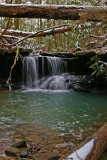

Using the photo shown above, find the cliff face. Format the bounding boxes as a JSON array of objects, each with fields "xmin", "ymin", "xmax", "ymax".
[{"xmin": 0, "ymin": 48, "xmax": 31, "ymax": 89}]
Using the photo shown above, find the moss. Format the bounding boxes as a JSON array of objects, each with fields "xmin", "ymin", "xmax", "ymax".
[
  {"xmin": 73, "ymin": 50, "xmax": 96, "ymax": 57},
  {"xmin": 0, "ymin": 47, "xmax": 32, "ymax": 56}
]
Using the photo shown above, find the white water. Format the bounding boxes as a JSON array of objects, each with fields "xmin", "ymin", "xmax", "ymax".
[
  {"xmin": 23, "ymin": 56, "xmax": 39, "ymax": 88},
  {"xmin": 23, "ymin": 56, "xmax": 68, "ymax": 90},
  {"xmin": 47, "ymin": 56, "xmax": 67, "ymax": 75}
]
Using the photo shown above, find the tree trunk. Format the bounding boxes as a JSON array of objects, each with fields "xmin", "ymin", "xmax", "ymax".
[
  {"xmin": 0, "ymin": 4, "xmax": 106, "ymax": 21},
  {"xmin": 1, "ymin": 25, "xmax": 72, "ymax": 37},
  {"xmin": 65, "ymin": 122, "xmax": 107, "ymax": 160},
  {"xmin": 13, "ymin": 0, "xmax": 21, "ymax": 30}
]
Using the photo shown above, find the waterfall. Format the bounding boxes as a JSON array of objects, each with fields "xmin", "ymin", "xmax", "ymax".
[
  {"xmin": 22, "ymin": 55, "xmax": 68, "ymax": 90},
  {"xmin": 40, "ymin": 75, "xmax": 67, "ymax": 90},
  {"xmin": 23, "ymin": 56, "xmax": 39, "ymax": 88},
  {"xmin": 47, "ymin": 57, "xmax": 67, "ymax": 76}
]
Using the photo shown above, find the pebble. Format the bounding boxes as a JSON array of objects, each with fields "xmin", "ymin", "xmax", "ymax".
[{"xmin": 20, "ymin": 151, "xmax": 28, "ymax": 158}]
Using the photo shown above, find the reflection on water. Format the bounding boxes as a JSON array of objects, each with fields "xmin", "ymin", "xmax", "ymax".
[{"xmin": 0, "ymin": 90, "xmax": 107, "ymax": 156}]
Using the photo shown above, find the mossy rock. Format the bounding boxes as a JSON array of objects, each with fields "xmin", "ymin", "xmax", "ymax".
[
  {"xmin": 5, "ymin": 147, "xmax": 25, "ymax": 157},
  {"xmin": 12, "ymin": 140, "xmax": 27, "ymax": 148},
  {"xmin": 73, "ymin": 50, "xmax": 96, "ymax": 57}
]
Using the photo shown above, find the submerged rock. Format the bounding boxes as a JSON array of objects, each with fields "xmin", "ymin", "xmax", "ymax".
[
  {"xmin": 55, "ymin": 142, "xmax": 74, "ymax": 148},
  {"xmin": 20, "ymin": 151, "xmax": 28, "ymax": 158},
  {"xmin": 5, "ymin": 147, "xmax": 25, "ymax": 157},
  {"xmin": 25, "ymin": 135, "xmax": 43, "ymax": 143},
  {"xmin": 12, "ymin": 140, "xmax": 27, "ymax": 148},
  {"xmin": 33, "ymin": 152, "xmax": 60, "ymax": 160},
  {"xmin": 0, "ymin": 156, "xmax": 17, "ymax": 160}
]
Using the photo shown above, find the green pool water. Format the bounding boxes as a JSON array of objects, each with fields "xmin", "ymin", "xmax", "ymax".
[
  {"xmin": 0, "ymin": 90, "xmax": 107, "ymax": 157},
  {"xmin": 0, "ymin": 90, "xmax": 107, "ymax": 132}
]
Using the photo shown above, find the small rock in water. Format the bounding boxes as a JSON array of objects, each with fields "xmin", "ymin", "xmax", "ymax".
[
  {"xmin": 20, "ymin": 151, "xmax": 28, "ymax": 158},
  {"xmin": 5, "ymin": 147, "xmax": 22, "ymax": 156},
  {"xmin": 12, "ymin": 140, "xmax": 27, "ymax": 148},
  {"xmin": 33, "ymin": 152, "xmax": 60, "ymax": 160}
]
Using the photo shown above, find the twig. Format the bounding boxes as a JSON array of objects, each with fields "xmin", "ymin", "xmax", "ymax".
[
  {"xmin": 6, "ymin": 46, "xmax": 20, "ymax": 89},
  {"xmin": 90, "ymin": 35, "xmax": 105, "ymax": 39}
]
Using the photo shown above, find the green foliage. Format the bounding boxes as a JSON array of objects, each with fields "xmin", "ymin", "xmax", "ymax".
[{"xmin": 90, "ymin": 55, "xmax": 107, "ymax": 77}]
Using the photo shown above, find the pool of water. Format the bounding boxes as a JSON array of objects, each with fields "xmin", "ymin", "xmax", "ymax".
[
  {"xmin": 0, "ymin": 90, "xmax": 107, "ymax": 132},
  {"xmin": 0, "ymin": 90, "xmax": 107, "ymax": 156}
]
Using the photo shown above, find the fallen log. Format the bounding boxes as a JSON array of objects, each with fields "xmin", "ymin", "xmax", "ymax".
[
  {"xmin": 1, "ymin": 25, "xmax": 73, "ymax": 46},
  {"xmin": 0, "ymin": 4, "xmax": 107, "ymax": 21},
  {"xmin": 1, "ymin": 25, "xmax": 72, "ymax": 38},
  {"xmin": 64, "ymin": 122, "xmax": 107, "ymax": 160}
]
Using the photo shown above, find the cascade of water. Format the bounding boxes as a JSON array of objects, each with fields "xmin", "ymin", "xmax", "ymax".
[
  {"xmin": 40, "ymin": 75, "xmax": 67, "ymax": 90},
  {"xmin": 22, "ymin": 55, "xmax": 68, "ymax": 90},
  {"xmin": 47, "ymin": 57, "xmax": 67, "ymax": 76},
  {"xmin": 23, "ymin": 56, "xmax": 39, "ymax": 88}
]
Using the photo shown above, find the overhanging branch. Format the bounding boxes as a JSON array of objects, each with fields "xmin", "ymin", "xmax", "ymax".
[{"xmin": 1, "ymin": 25, "xmax": 72, "ymax": 38}]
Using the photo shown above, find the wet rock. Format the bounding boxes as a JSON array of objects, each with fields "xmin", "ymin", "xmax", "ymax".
[
  {"xmin": 49, "ymin": 136, "xmax": 64, "ymax": 145},
  {"xmin": 5, "ymin": 147, "xmax": 24, "ymax": 157},
  {"xmin": 0, "ymin": 157, "xmax": 17, "ymax": 160},
  {"xmin": 12, "ymin": 140, "xmax": 27, "ymax": 148},
  {"xmin": 75, "ymin": 47, "xmax": 82, "ymax": 52},
  {"xmin": 55, "ymin": 142, "xmax": 74, "ymax": 148},
  {"xmin": 20, "ymin": 151, "xmax": 28, "ymax": 158},
  {"xmin": 25, "ymin": 135, "xmax": 43, "ymax": 143},
  {"xmin": 52, "ymin": 149, "xmax": 60, "ymax": 155},
  {"xmin": 33, "ymin": 152, "xmax": 60, "ymax": 160}
]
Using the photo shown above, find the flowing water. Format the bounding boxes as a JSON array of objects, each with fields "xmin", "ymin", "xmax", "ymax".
[{"xmin": 22, "ymin": 56, "xmax": 68, "ymax": 89}]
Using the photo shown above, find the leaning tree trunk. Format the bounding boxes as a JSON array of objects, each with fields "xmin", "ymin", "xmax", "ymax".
[
  {"xmin": 0, "ymin": 25, "xmax": 72, "ymax": 38},
  {"xmin": 0, "ymin": 4, "xmax": 106, "ymax": 21},
  {"xmin": 65, "ymin": 122, "xmax": 107, "ymax": 160}
]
